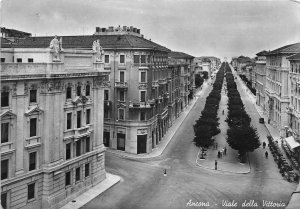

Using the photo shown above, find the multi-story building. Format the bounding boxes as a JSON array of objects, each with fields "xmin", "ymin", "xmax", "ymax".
[
  {"xmin": 255, "ymin": 50, "xmax": 268, "ymax": 109},
  {"xmin": 93, "ymin": 26, "xmax": 172, "ymax": 154},
  {"xmin": 1, "ymin": 37, "xmax": 107, "ymax": 209},
  {"xmin": 287, "ymin": 52, "xmax": 300, "ymax": 163},
  {"xmin": 169, "ymin": 52, "xmax": 195, "ymax": 107},
  {"xmin": 0, "ymin": 27, "xmax": 31, "ymax": 43},
  {"xmin": 265, "ymin": 42, "xmax": 300, "ymax": 135}
]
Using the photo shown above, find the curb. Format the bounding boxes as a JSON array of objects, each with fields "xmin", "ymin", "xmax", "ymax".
[{"xmin": 195, "ymin": 148, "xmax": 251, "ymax": 174}]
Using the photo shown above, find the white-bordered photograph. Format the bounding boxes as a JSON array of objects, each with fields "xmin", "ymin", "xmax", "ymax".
[{"xmin": 1, "ymin": 0, "xmax": 300, "ymax": 208}]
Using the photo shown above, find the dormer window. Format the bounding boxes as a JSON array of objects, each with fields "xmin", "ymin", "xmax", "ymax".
[{"xmin": 17, "ymin": 58, "xmax": 22, "ymax": 63}]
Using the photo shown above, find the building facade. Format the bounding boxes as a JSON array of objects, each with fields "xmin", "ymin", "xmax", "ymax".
[
  {"xmin": 1, "ymin": 39, "xmax": 107, "ymax": 209},
  {"xmin": 265, "ymin": 42, "xmax": 300, "ymax": 136},
  {"xmin": 255, "ymin": 50, "xmax": 268, "ymax": 110}
]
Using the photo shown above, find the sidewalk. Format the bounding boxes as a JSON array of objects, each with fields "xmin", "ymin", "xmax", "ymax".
[
  {"xmin": 60, "ymin": 173, "xmax": 121, "ymax": 209},
  {"xmin": 195, "ymin": 78, "xmax": 250, "ymax": 174},
  {"xmin": 106, "ymin": 80, "xmax": 211, "ymax": 159}
]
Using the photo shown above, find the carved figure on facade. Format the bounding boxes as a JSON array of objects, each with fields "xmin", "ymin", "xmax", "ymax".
[
  {"xmin": 49, "ymin": 35, "xmax": 63, "ymax": 61},
  {"xmin": 138, "ymin": 84, "xmax": 148, "ymax": 90},
  {"xmin": 92, "ymin": 40, "xmax": 104, "ymax": 62}
]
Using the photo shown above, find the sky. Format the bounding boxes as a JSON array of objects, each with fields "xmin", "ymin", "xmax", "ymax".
[{"xmin": 1, "ymin": 0, "xmax": 300, "ymax": 59}]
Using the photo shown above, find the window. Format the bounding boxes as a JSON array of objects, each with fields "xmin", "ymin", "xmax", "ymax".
[
  {"xmin": 28, "ymin": 58, "xmax": 33, "ymax": 63},
  {"xmin": 29, "ymin": 89, "xmax": 37, "ymax": 103},
  {"xmin": 86, "ymin": 109, "xmax": 91, "ymax": 125},
  {"xmin": 140, "ymin": 111, "xmax": 146, "ymax": 121},
  {"xmin": 140, "ymin": 71, "xmax": 146, "ymax": 82},
  {"xmin": 1, "ymin": 159, "xmax": 8, "ymax": 180},
  {"xmin": 76, "ymin": 85, "xmax": 81, "ymax": 96},
  {"xmin": 75, "ymin": 167, "xmax": 81, "ymax": 182},
  {"xmin": 67, "ymin": 113, "xmax": 72, "ymax": 130},
  {"xmin": 1, "ymin": 58, "xmax": 5, "ymax": 63},
  {"xmin": 30, "ymin": 118, "xmax": 37, "ymax": 137},
  {"xmin": 85, "ymin": 163, "xmax": 90, "ymax": 177},
  {"xmin": 76, "ymin": 140, "xmax": 81, "ymax": 157},
  {"xmin": 118, "ymin": 109, "xmax": 124, "ymax": 120},
  {"xmin": 65, "ymin": 171, "xmax": 71, "ymax": 187},
  {"xmin": 120, "ymin": 71, "xmax": 125, "ymax": 83},
  {"xmin": 1, "ymin": 91, "xmax": 9, "ymax": 107},
  {"xmin": 104, "ymin": 90, "xmax": 109, "ymax": 100},
  {"xmin": 86, "ymin": 137, "xmax": 90, "ymax": 152},
  {"xmin": 120, "ymin": 55, "xmax": 125, "ymax": 64},
  {"xmin": 134, "ymin": 55, "xmax": 139, "ymax": 64},
  {"xmin": 119, "ymin": 90, "xmax": 125, "ymax": 102},
  {"xmin": 77, "ymin": 111, "xmax": 81, "ymax": 128},
  {"xmin": 141, "ymin": 55, "xmax": 146, "ymax": 63},
  {"xmin": 66, "ymin": 143, "xmax": 71, "ymax": 160},
  {"xmin": 105, "ymin": 55, "xmax": 109, "ymax": 63},
  {"xmin": 85, "ymin": 84, "xmax": 90, "ymax": 96},
  {"xmin": 66, "ymin": 86, "xmax": 72, "ymax": 99},
  {"xmin": 17, "ymin": 58, "xmax": 22, "ymax": 63},
  {"xmin": 29, "ymin": 152, "xmax": 36, "ymax": 171},
  {"xmin": 1, "ymin": 123, "xmax": 9, "ymax": 143},
  {"xmin": 28, "ymin": 183, "xmax": 35, "ymax": 200},
  {"xmin": 140, "ymin": 91, "xmax": 146, "ymax": 102},
  {"xmin": 1, "ymin": 192, "xmax": 7, "ymax": 209}
]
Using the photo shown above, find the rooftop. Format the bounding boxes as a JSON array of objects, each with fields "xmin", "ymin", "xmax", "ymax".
[
  {"xmin": 1, "ymin": 34, "xmax": 170, "ymax": 52},
  {"xmin": 1, "ymin": 27, "xmax": 31, "ymax": 37},
  {"xmin": 287, "ymin": 53, "xmax": 300, "ymax": 60},
  {"xmin": 268, "ymin": 42, "xmax": 300, "ymax": 55},
  {"xmin": 169, "ymin": 51, "xmax": 194, "ymax": 59},
  {"xmin": 256, "ymin": 50, "xmax": 269, "ymax": 56}
]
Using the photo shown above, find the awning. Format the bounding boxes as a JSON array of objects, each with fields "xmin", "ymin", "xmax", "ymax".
[{"xmin": 285, "ymin": 136, "xmax": 300, "ymax": 150}]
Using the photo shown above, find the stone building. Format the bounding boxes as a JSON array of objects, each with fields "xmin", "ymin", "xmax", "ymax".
[
  {"xmin": 286, "ymin": 52, "xmax": 300, "ymax": 163},
  {"xmin": 265, "ymin": 42, "xmax": 300, "ymax": 136},
  {"xmin": 1, "ymin": 37, "xmax": 107, "ymax": 209},
  {"xmin": 168, "ymin": 51, "xmax": 195, "ymax": 108},
  {"xmin": 255, "ymin": 50, "xmax": 268, "ymax": 110}
]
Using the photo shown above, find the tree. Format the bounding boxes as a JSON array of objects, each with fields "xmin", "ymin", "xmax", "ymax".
[
  {"xmin": 194, "ymin": 125, "xmax": 214, "ymax": 149},
  {"xmin": 226, "ymin": 125, "xmax": 261, "ymax": 163}
]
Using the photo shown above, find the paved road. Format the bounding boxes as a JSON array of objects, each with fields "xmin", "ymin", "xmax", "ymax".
[{"xmin": 82, "ymin": 70, "xmax": 297, "ymax": 209}]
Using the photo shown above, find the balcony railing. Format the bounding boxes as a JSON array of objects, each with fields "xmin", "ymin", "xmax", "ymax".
[
  {"xmin": 1, "ymin": 142, "xmax": 14, "ymax": 154},
  {"xmin": 152, "ymin": 81, "xmax": 159, "ymax": 88},
  {"xmin": 158, "ymin": 79, "xmax": 167, "ymax": 85},
  {"xmin": 129, "ymin": 102, "xmax": 152, "ymax": 109},
  {"xmin": 115, "ymin": 82, "xmax": 128, "ymax": 88},
  {"xmin": 25, "ymin": 136, "xmax": 41, "ymax": 149}
]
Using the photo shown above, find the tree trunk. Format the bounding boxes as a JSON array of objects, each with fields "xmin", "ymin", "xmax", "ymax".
[{"xmin": 239, "ymin": 150, "xmax": 247, "ymax": 163}]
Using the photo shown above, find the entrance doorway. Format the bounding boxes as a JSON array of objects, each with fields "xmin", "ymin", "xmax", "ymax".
[
  {"xmin": 137, "ymin": 134, "xmax": 147, "ymax": 154},
  {"xmin": 117, "ymin": 133, "xmax": 125, "ymax": 151}
]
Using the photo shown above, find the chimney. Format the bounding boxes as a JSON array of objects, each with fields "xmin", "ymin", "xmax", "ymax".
[
  {"xmin": 130, "ymin": 26, "xmax": 133, "ymax": 32},
  {"xmin": 133, "ymin": 28, "xmax": 137, "ymax": 33},
  {"xmin": 109, "ymin": 26, "xmax": 114, "ymax": 32},
  {"xmin": 102, "ymin": 28, "xmax": 106, "ymax": 32},
  {"xmin": 123, "ymin": 26, "xmax": 127, "ymax": 31},
  {"xmin": 137, "ymin": 29, "xmax": 140, "ymax": 34},
  {"xmin": 96, "ymin": 27, "xmax": 100, "ymax": 32}
]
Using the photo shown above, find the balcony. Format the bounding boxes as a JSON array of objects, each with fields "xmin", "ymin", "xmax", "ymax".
[
  {"xmin": 1, "ymin": 142, "xmax": 14, "ymax": 155},
  {"xmin": 158, "ymin": 79, "xmax": 167, "ymax": 85},
  {"xmin": 115, "ymin": 82, "xmax": 128, "ymax": 88},
  {"xmin": 152, "ymin": 81, "xmax": 159, "ymax": 88},
  {"xmin": 75, "ymin": 126, "xmax": 91, "ymax": 140},
  {"xmin": 25, "ymin": 136, "xmax": 41, "ymax": 149},
  {"xmin": 129, "ymin": 102, "xmax": 151, "ymax": 109}
]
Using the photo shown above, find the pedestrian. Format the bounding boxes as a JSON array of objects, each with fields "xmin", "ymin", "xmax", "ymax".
[
  {"xmin": 222, "ymin": 110, "xmax": 224, "ymax": 115},
  {"xmin": 224, "ymin": 147, "xmax": 227, "ymax": 155},
  {"xmin": 215, "ymin": 160, "xmax": 218, "ymax": 170},
  {"xmin": 220, "ymin": 150, "xmax": 223, "ymax": 158},
  {"xmin": 216, "ymin": 142, "xmax": 218, "ymax": 149},
  {"xmin": 265, "ymin": 151, "xmax": 268, "ymax": 159},
  {"xmin": 263, "ymin": 142, "xmax": 266, "ymax": 149},
  {"xmin": 218, "ymin": 151, "xmax": 221, "ymax": 158}
]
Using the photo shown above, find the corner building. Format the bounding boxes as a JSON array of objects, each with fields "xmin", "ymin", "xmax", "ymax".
[{"xmin": 1, "ymin": 40, "xmax": 107, "ymax": 208}]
